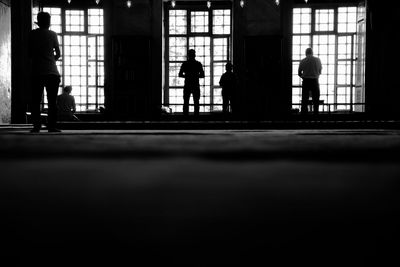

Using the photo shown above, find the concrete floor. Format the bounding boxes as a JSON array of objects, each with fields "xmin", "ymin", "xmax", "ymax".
[{"xmin": 1, "ymin": 127, "xmax": 400, "ymax": 266}]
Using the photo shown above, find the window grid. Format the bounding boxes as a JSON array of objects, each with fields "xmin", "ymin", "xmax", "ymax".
[
  {"xmin": 88, "ymin": 9, "xmax": 104, "ymax": 34},
  {"xmin": 169, "ymin": 10, "xmax": 187, "ymax": 35},
  {"xmin": 292, "ymin": 6, "xmax": 359, "ymax": 113},
  {"xmin": 32, "ymin": 7, "xmax": 104, "ymax": 112},
  {"xmin": 166, "ymin": 7, "xmax": 231, "ymax": 113},
  {"xmin": 65, "ymin": 10, "xmax": 85, "ymax": 32},
  {"xmin": 338, "ymin": 7, "xmax": 357, "ymax": 33},
  {"xmin": 191, "ymin": 11, "xmax": 209, "ymax": 33},
  {"xmin": 213, "ymin": 10, "xmax": 231, "ymax": 35},
  {"xmin": 315, "ymin": 9, "xmax": 335, "ymax": 32}
]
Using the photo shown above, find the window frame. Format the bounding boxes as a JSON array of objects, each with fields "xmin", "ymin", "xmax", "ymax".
[
  {"xmin": 164, "ymin": 2, "xmax": 232, "ymax": 113},
  {"xmin": 32, "ymin": 6, "xmax": 105, "ymax": 113},
  {"xmin": 292, "ymin": 4, "xmax": 361, "ymax": 113}
]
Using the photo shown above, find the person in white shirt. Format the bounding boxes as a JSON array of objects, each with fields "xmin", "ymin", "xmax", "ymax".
[
  {"xmin": 298, "ymin": 48, "xmax": 322, "ymax": 115},
  {"xmin": 29, "ymin": 12, "xmax": 61, "ymax": 132}
]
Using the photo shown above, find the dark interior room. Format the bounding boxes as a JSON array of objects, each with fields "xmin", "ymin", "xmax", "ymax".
[{"xmin": 1, "ymin": 0, "xmax": 399, "ymax": 266}]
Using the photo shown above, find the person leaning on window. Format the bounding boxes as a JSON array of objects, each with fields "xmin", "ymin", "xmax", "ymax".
[{"xmin": 298, "ymin": 48, "xmax": 322, "ymax": 115}]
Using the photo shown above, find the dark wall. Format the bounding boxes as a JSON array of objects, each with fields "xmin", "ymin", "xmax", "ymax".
[
  {"xmin": 11, "ymin": 0, "xmax": 32, "ymax": 124},
  {"xmin": 244, "ymin": 0, "xmax": 280, "ymax": 36},
  {"xmin": 365, "ymin": 0, "xmax": 400, "ymax": 118},
  {"xmin": 106, "ymin": 0, "xmax": 162, "ymax": 119},
  {"xmin": 233, "ymin": 0, "xmax": 284, "ymax": 119},
  {"xmin": 0, "ymin": 0, "xmax": 11, "ymax": 123}
]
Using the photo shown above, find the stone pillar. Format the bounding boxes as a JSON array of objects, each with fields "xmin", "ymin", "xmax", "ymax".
[
  {"xmin": 0, "ymin": 0, "xmax": 11, "ymax": 123},
  {"xmin": 281, "ymin": 0, "xmax": 294, "ymax": 116},
  {"xmin": 150, "ymin": 0, "xmax": 163, "ymax": 118},
  {"xmin": 11, "ymin": 0, "xmax": 32, "ymax": 123},
  {"xmin": 232, "ymin": 0, "xmax": 246, "ymax": 118}
]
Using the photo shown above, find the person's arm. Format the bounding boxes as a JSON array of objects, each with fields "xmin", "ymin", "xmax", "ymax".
[
  {"xmin": 72, "ymin": 97, "xmax": 76, "ymax": 113},
  {"xmin": 54, "ymin": 33, "xmax": 61, "ymax": 61},
  {"xmin": 219, "ymin": 74, "xmax": 224, "ymax": 87},
  {"xmin": 298, "ymin": 62, "xmax": 303, "ymax": 78},
  {"xmin": 178, "ymin": 63, "xmax": 185, "ymax": 78},
  {"xmin": 318, "ymin": 58, "xmax": 322, "ymax": 75},
  {"xmin": 199, "ymin": 63, "xmax": 205, "ymax": 78}
]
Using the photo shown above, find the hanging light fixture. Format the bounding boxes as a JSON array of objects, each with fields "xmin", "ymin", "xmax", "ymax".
[
  {"xmin": 275, "ymin": 0, "xmax": 280, "ymax": 6},
  {"xmin": 67, "ymin": 0, "xmax": 71, "ymax": 4},
  {"xmin": 305, "ymin": 0, "xmax": 308, "ymax": 3},
  {"xmin": 240, "ymin": 0, "xmax": 245, "ymax": 8},
  {"xmin": 207, "ymin": 1, "xmax": 211, "ymax": 9},
  {"xmin": 171, "ymin": 0, "xmax": 176, "ymax": 8},
  {"xmin": 95, "ymin": 0, "xmax": 100, "ymax": 5},
  {"xmin": 126, "ymin": 0, "xmax": 132, "ymax": 8}
]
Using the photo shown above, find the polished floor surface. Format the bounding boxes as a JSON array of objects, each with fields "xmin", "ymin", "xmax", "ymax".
[{"xmin": 1, "ymin": 127, "xmax": 400, "ymax": 266}]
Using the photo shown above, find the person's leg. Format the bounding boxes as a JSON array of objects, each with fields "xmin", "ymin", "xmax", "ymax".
[
  {"xmin": 45, "ymin": 75, "xmax": 61, "ymax": 130},
  {"xmin": 222, "ymin": 93, "xmax": 229, "ymax": 114},
  {"xmin": 301, "ymin": 79, "xmax": 310, "ymax": 115},
  {"xmin": 193, "ymin": 88, "xmax": 200, "ymax": 116},
  {"xmin": 31, "ymin": 76, "xmax": 45, "ymax": 130},
  {"xmin": 183, "ymin": 89, "xmax": 190, "ymax": 116},
  {"xmin": 311, "ymin": 80, "xmax": 320, "ymax": 115}
]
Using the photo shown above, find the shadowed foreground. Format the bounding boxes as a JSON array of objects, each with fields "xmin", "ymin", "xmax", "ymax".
[{"xmin": 1, "ymin": 129, "xmax": 400, "ymax": 266}]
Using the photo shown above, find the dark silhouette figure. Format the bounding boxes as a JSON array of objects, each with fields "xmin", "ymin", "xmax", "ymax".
[
  {"xmin": 219, "ymin": 62, "xmax": 236, "ymax": 115},
  {"xmin": 29, "ymin": 12, "xmax": 61, "ymax": 132},
  {"xmin": 179, "ymin": 49, "xmax": 205, "ymax": 116},
  {"xmin": 57, "ymin": 86, "xmax": 79, "ymax": 121},
  {"xmin": 298, "ymin": 48, "xmax": 322, "ymax": 115}
]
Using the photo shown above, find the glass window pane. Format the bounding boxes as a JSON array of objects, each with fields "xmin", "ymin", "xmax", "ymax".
[
  {"xmin": 169, "ymin": 10, "xmax": 187, "ymax": 35},
  {"xmin": 213, "ymin": 9, "xmax": 231, "ymax": 34},
  {"xmin": 213, "ymin": 38, "xmax": 228, "ymax": 61},
  {"xmin": 293, "ymin": 8, "xmax": 311, "ymax": 34},
  {"xmin": 315, "ymin": 9, "xmax": 334, "ymax": 32},
  {"xmin": 191, "ymin": 11, "xmax": 209, "ymax": 33},
  {"xmin": 88, "ymin": 9, "xmax": 104, "ymax": 34},
  {"xmin": 65, "ymin": 10, "xmax": 85, "ymax": 32},
  {"xmin": 169, "ymin": 37, "xmax": 187, "ymax": 61}
]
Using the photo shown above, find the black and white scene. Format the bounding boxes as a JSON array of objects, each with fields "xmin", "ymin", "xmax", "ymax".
[{"xmin": 1, "ymin": 0, "xmax": 399, "ymax": 266}]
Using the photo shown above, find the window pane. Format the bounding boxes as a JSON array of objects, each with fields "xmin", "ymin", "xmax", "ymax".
[
  {"xmin": 169, "ymin": 10, "xmax": 187, "ymax": 35},
  {"xmin": 169, "ymin": 62, "xmax": 184, "ymax": 87},
  {"xmin": 293, "ymin": 8, "xmax": 311, "ymax": 34},
  {"xmin": 88, "ymin": 9, "xmax": 104, "ymax": 34},
  {"xmin": 65, "ymin": 10, "xmax": 85, "ymax": 32},
  {"xmin": 169, "ymin": 37, "xmax": 187, "ymax": 61},
  {"xmin": 315, "ymin": 9, "xmax": 335, "ymax": 32},
  {"xmin": 338, "ymin": 7, "xmax": 357, "ymax": 33},
  {"xmin": 213, "ymin": 10, "xmax": 231, "ymax": 34},
  {"xmin": 191, "ymin": 11, "xmax": 209, "ymax": 33}
]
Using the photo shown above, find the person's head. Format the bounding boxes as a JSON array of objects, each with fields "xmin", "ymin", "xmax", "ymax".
[
  {"xmin": 36, "ymin": 12, "xmax": 51, "ymax": 29},
  {"xmin": 188, "ymin": 49, "xmax": 196, "ymax": 60},
  {"xmin": 305, "ymin": 48, "xmax": 313, "ymax": 56},
  {"xmin": 63, "ymin": 86, "xmax": 72, "ymax": 94},
  {"xmin": 225, "ymin": 62, "xmax": 233, "ymax": 72}
]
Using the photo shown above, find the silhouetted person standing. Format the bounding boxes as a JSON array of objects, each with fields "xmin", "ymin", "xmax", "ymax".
[
  {"xmin": 179, "ymin": 49, "xmax": 205, "ymax": 116},
  {"xmin": 57, "ymin": 85, "xmax": 79, "ymax": 121},
  {"xmin": 298, "ymin": 48, "xmax": 322, "ymax": 115},
  {"xmin": 29, "ymin": 12, "xmax": 61, "ymax": 132},
  {"xmin": 219, "ymin": 62, "xmax": 236, "ymax": 115}
]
